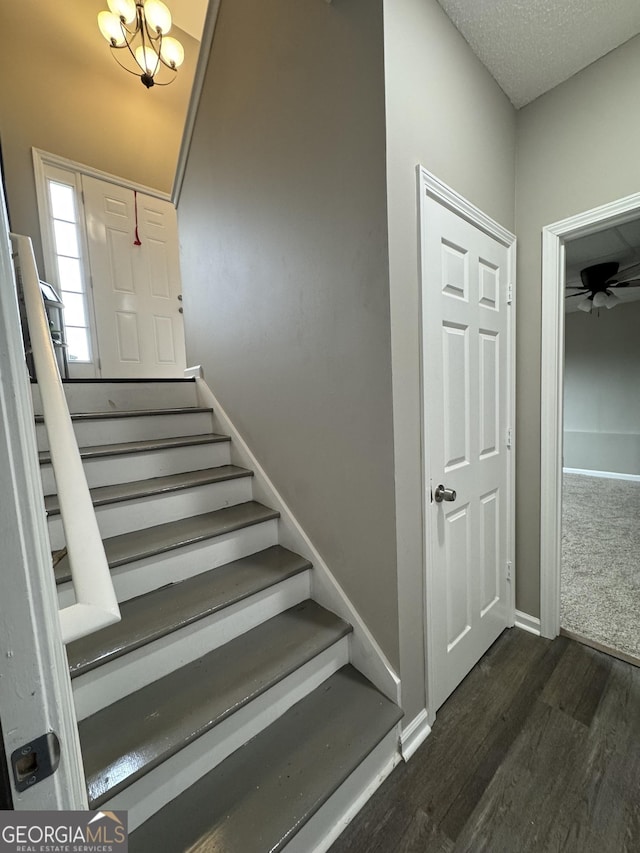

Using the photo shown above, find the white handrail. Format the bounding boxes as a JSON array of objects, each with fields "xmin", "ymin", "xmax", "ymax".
[{"xmin": 11, "ymin": 233, "xmax": 120, "ymax": 644}]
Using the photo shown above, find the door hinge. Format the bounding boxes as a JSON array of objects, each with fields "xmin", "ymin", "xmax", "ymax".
[
  {"xmin": 506, "ymin": 560, "xmax": 513, "ymax": 582},
  {"xmin": 506, "ymin": 426, "xmax": 513, "ymax": 449},
  {"xmin": 80, "ymin": 189, "xmax": 85, "ymax": 205},
  {"xmin": 506, "ymin": 282, "xmax": 513, "ymax": 305}
]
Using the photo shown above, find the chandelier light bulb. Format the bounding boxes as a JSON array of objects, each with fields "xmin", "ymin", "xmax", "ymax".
[
  {"xmin": 107, "ymin": 0, "xmax": 136, "ymax": 23},
  {"xmin": 135, "ymin": 45, "xmax": 160, "ymax": 75},
  {"xmin": 160, "ymin": 36, "xmax": 184, "ymax": 68},
  {"xmin": 144, "ymin": 0, "xmax": 172, "ymax": 34},
  {"xmin": 98, "ymin": 10, "xmax": 126, "ymax": 44}
]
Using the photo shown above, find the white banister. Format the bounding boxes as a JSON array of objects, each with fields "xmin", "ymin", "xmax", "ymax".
[{"xmin": 11, "ymin": 233, "xmax": 120, "ymax": 644}]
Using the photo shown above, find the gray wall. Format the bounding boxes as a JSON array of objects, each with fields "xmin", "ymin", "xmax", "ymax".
[
  {"xmin": 177, "ymin": 0, "xmax": 399, "ymax": 663},
  {"xmin": 383, "ymin": 0, "xmax": 516, "ymax": 724},
  {"xmin": 516, "ymin": 33, "xmax": 640, "ymax": 616},
  {"xmin": 564, "ymin": 301, "xmax": 640, "ymax": 475}
]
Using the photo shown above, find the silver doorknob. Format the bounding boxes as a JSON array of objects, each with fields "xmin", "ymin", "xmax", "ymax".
[{"xmin": 434, "ymin": 484, "xmax": 457, "ymax": 503}]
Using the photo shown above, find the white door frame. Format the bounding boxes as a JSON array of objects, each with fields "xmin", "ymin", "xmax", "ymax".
[
  {"xmin": 418, "ymin": 167, "xmax": 517, "ymax": 724},
  {"xmin": 32, "ymin": 148, "xmax": 171, "ymax": 378},
  {"xmin": 540, "ymin": 190, "xmax": 640, "ymax": 638},
  {"xmin": 0, "ymin": 187, "xmax": 87, "ymax": 808}
]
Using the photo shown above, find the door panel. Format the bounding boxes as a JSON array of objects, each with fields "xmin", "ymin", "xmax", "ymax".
[
  {"xmin": 82, "ymin": 176, "xmax": 186, "ymax": 378},
  {"xmin": 422, "ymin": 184, "xmax": 514, "ymax": 713}
]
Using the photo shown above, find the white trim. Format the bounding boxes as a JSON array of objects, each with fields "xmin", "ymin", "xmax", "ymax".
[
  {"xmin": 417, "ymin": 167, "xmax": 517, "ymax": 722},
  {"xmin": 188, "ymin": 368, "xmax": 401, "ymax": 704},
  {"xmin": 400, "ymin": 709, "xmax": 431, "ymax": 761},
  {"xmin": 172, "ymin": 0, "xmax": 222, "ymax": 206},
  {"xmin": 563, "ymin": 467, "xmax": 640, "ymax": 482},
  {"xmin": 0, "ymin": 196, "xmax": 87, "ymax": 807},
  {"xmin": 540, "ymin": 189, "xmax": 640, "ymax": 640},
  {"xmin": 515, "ymin": 611, "xmax": 541, "ymax": 636},
  {"xmin": 33, "ymin": 149, "xmax": 170, "ymax": 202}
]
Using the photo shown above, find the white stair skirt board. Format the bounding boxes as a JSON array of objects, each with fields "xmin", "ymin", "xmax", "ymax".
[
  {"xmin": 47, "ymin": 477, "xmax": 253, "ymax": 549},
  {"xmin": 284, "ymin": 728, "xmax": 402, "ymax": 853},
  {"xmin": 57, "ymin": 519, "xmax": 279, "ymax": 608},
  {"xmin": 400, "ymin": 709, "xmax": 431, "ymax": 762},
  {"xmin": 189, "ymin": 368, "xmax": 401, "ymax": 705},
  {"xmin": 563, "ymin": 467, "xmax": 640, "ymax": 483},
  {"xmin": 40, "ymin": 440, "xmax": 232, "ymax": 493},
  {"xmin": 73, "ymin": 570, "xmax": 311, "ymax": 720},
  {"xmin": 36, "ymin": 411, "xmax": 214, "ymax": 451},
  {"xmin": 105, "ymin": 638, "xmax": 350, "ymax": 831},
  {"xmin": 515, "ymin": 611, "xmax": 541, "ymax": 636},
  {"xmin": 31, "ymin": 381, "xmax": 199, "ymax": 416}
]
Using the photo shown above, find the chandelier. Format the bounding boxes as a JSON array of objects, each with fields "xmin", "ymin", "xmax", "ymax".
[{"xmin": 98, "ymin": 0, "xmax": 184, "ymax": 89}]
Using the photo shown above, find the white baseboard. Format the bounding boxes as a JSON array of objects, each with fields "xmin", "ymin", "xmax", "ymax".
[
  {"xmin": 563, "ymin": 467, "xmax": 640, "ymax": 482},
  {"xmin": 189, "ymin": 368, "xmax": 401, "ymax": 705},
  {"xmin": 515, "ymin": 610, "xmax": 541, "ymax": 636},
  {"xmin": 400, "ymin": 709, "xmax": 431, "ymax": 761}
]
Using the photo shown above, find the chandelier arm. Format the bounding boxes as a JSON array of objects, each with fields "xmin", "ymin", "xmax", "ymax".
[{"xmin": 110, "ymin": 49, "xmax": 148, "ymax": 76}]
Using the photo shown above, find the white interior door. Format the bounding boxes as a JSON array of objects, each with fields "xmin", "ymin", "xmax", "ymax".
[
  {"xmin": 82, "ymin": 175, "xmax": 186, "ymax": 378},
  {"xmin": 420, "ymin": 173, "xmax": 515, "ymax": 713}
]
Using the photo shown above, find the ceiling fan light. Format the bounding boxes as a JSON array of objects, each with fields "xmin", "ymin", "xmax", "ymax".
[
  {"xmin": 98, "ymin": 10, "xmax": 126, "ymax": 44},
  {"xmin": 604, "ymin": 290, "xmax": 619, "ymax": 309},
  {"xmin": 592, "ymin": 291, "xmax": 607, "ymax": 308},
  {"xmin": 144, "ymin": 0, "xmax": 172, "ymax": 33},
  {"xmin": 107, "ymin": 0, "xmax": 136, "ymax": 23},
  {"xmin": 577, "ymin": 297, "xmax": 592, "ymax": 313}
]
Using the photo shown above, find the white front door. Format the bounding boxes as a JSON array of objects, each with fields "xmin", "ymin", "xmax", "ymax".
[
  {"xmin": 82, "ymin": 175, "xmax": 186, "ymax": 378},
  {"xmin": 420, "ymin": 171, "xmax": 515, "ymax": 713}
]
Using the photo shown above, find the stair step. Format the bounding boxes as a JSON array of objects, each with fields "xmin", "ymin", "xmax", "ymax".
[
  {"xmin": 44, "ymin": 465, "xmax": 252, "ymax": 515},
  {"xmin": 129, "ymin": 666, "xmax": 402, "ymax": 853},
  {"xmin": 67, "ymin": 546, "xmax": 312, "ymax": 678},
  {"xmin": 36, "ymin": 409, "xmax": 215, "ymax": 451},
  {"xmin": 35, "ymin": 406, "xmax": 212, "ymax": 423},
  {"xmin": 54, "ymin": 501, "xmax": 280, "ymax": 585},
  {"xmin": 80, "ymin": 600, "xmax": 352, "ymax": 808},
  {"xmin": 38, "ymin": 433, "xmax": 230, "ymax": 465},
  {"xmin": 31, "ymin": 379, "xmax": 198, "ymax": 416}
]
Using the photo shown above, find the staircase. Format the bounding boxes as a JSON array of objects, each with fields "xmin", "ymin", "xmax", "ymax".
[{"xmin": 34, "ymin": 378, "xmax": 402, "ymax": 852}]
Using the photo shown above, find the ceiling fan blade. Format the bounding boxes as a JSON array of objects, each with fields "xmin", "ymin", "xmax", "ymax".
[
  {"xmin": 611, "ymin": 279, "xmax": 640, "ymax": 288},
  {"xmin": 608, "ymin": 262, "xmax": 640, "ymax": 283},
  {"xmin": 565, "ymin": 291, "xmax": 589, "ymax": 298}
]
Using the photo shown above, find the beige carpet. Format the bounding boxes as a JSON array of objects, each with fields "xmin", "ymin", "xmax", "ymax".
[{"xmin": 561, "ymin": 473, "xmax": 640, "ymax": 661}]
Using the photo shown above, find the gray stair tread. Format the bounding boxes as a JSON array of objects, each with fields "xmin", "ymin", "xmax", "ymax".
[
  {"xmin": 67, "ymin": 546, "xmax": 312, "ymax": 677},
  {"xmin": 54, "ymin": 501, "xmax": 279, "ymax": 585},
  {"xmin": 44, "ymin": 465, "xmax": 252, "ymax": 515},
  {"xmin": 39, "ymin": 433, "xmax": 230, "ymax": 465},
  {"xmin": 35, "ymin": 406, "xmax": 212, "ymax": 423},
  {"xmin": 130, "ymin": 666, "xmax": 402, "ymax": 853},
  {"xmin": 79, "ymin": 600, "xmax": 352, "ymax": 807}
]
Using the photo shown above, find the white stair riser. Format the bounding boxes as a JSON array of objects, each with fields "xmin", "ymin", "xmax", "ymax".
[
  {"xmin": 103, "ymin": 637, "xmax": 351, "ymax": 831},
  {"xmin": 32, "ymin": 382, "xmax": 198, "ymax": 416},
  {"xmin": 73, "ymin": 571, "xmax": 312, "ymax": 720},
  {"xmin": 284, "ymin": 728, "xmax": 401, "ymax": 853},
  {"xmin": 47, "ymin": 477, "xmax": 253, "ymax": 549},
  {"xmin": 57, "ymin": 518, "xmax": 279, "ymax": 607},
  {"xmin": 36, "ymin": 411, "xmax": 214, "ymax": 451},
  {"xmin": 39, "ymin": 441, "xmax": 231, "ymax": 493}
]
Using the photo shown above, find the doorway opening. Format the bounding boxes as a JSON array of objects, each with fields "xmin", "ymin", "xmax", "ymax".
[{"xmin": 540, "ymin": 192, "xmax": 640, "ymax": 666}]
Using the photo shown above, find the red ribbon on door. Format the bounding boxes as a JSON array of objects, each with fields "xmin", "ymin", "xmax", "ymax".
[{"xmin": 133, "ymin": 190, "xmax": 142, "ymax": 246}]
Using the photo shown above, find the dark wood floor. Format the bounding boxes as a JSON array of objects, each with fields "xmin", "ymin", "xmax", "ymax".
[{"xmin": 330, "ymin": 628, "xmax": 640, "ymax": 853}]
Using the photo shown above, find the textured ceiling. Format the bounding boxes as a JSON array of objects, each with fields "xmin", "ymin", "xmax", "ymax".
[{"xmin": 437, "ymin": 0, "xmax": 640, "ymax": 108}]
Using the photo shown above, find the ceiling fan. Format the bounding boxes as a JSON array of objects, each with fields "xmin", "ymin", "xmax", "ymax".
[{"xmin": 566, "ymin": 261, "xmax": 640, "ymax": 312}]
